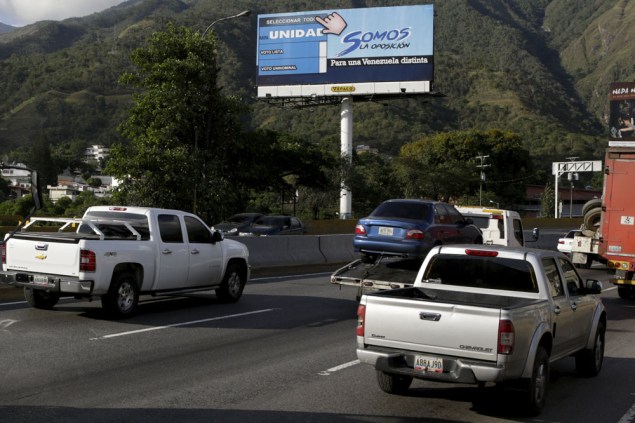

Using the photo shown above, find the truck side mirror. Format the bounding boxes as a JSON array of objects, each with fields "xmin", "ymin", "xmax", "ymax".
[
  {"xmin": 532, "ymin": 227, "xmax": 540, "ymax": 240},
  {"xmin": 585, "ymin": 279, "xmax": 602, "ymax": 294},
  {"xmin": 30, "ymin": 170, "xmax": 43, "ymax": 210}
]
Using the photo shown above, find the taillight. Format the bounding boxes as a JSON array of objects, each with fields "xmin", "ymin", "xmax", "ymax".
[
  {"xmin": 355, "ymin": 224, "xmax": 367, "ymax": 235},
  {"xmin": 1, "ymin": 242, "xmax": 5, "ymax": 265},
  {"xmin": 498, "ymin": 319, "xmax": 515, "ymax": 355},
  {"xmin": 356, "ymin": 304, "xmax": 366, "ymax": 336},
  {"xmin": 80, "ymin": 249, "xmax": 96, "ymax": 272},
  {"xmin": 406, "ymin": 229, "xmax": 424, "ymax": 240}
]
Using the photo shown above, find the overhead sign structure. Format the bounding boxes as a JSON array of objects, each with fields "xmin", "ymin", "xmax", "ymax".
[
  {"xmin": 256, "ymin": 5, "xmax": 434, "ymax": 100},
  {"xmin": 551, "ymin": 161, "xmax": 603, "ymax": 175},
  {"xmin": 609, "ymin": 82, "xmax": 635, "ymax": 146}
]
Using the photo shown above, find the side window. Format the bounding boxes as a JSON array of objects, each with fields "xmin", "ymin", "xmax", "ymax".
[
  {"xmin": 558, "ymin": 257, "xmax": 582, "ymax": 296},
  {"xmin": 445, "ymin": 205, "xmax": 464, "ymax": 224},
  {"xmin": 542, "ymin": 258, "xmax": 564, "ymax": 297},
  {"xmin": 158, "ymin": 214, "xmax": 183, "ymax": 243},
  {"xmin": 513, "ymin": 219, "xmax": 524, "ymax": 244},
  {"xmin": 184, "ymin": 216, "xmax": 213, "ymax": 244},
  {"xmin": 435, "ymin": 205, "xmax": 448, "ymax": 224},
  {"xmin": 290, "ymin": 217, "xmax": 301, "ymax": 229}
]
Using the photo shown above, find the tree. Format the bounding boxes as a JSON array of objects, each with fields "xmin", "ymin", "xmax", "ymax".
[
  {"xmin": 396, "ymin": 129, "xmax": 534, "ymax": 207},
  {"xmin": 106, "ymin": 23, "xmax": 243, "ymax": 223}
]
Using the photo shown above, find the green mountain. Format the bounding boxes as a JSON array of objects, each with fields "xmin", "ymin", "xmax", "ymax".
[{"xmin": 0, "ymin": 0, "xmax": 633, "ymax": 179}]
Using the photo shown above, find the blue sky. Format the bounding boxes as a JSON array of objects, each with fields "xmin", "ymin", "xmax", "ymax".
[{"xmin": 0, "ymin": 0, "xmax": 127, "ymax": 27}]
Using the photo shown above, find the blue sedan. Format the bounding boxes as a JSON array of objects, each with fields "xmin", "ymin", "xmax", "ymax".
[{"xmin": 353, "ymin": 199, "xmax": 483, "ymax": 263}]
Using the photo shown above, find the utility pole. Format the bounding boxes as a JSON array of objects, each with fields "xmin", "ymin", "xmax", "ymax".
[{"xmin": 475, "ymin": 154, "xmax": 490, "ymax": 206}]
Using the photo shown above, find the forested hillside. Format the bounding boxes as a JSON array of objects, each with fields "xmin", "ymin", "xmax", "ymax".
[{"xmin": 0, "ymin": 0, "xmax": 633, "ymax": 181}]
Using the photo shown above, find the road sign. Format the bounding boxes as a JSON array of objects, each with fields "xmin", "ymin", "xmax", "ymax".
[{"xmin": 552, "ymin": 161, "xmax": 602, "ymax": 175}]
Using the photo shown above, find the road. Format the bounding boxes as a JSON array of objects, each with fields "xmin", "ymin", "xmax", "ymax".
[{"xmin": 1, "ymin": 264, "xmax": 634, "ymax": 423}]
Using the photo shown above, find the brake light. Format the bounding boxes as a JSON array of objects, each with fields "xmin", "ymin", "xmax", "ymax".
[
  {"xmin": 356, "ymin": 304, "xmax": 366, "ymax": 336},
  {"xmin": 109, "ymin": 207, "xmax": 128, "ymax": 211},
  {"xmin": 406, "ymin": 229, "xmax": 424, "ymax": 240},
  {"xmin": 355, "ymin": 224, "xmax": 367, "ymax": 235},
  {"xmin": 498, "ymin": 319, "xmax": 515, "ymax": 354},
  {"xmin": 1, "ymin": 242, "xmax": 5, "ymax": 265},
  {"xmin": 80, "ymin": 249, "xmax": 96, "ymax": 272},
  {"xmin": 465, "ymin": 249, "xmax": 498, "ymax": 257}
]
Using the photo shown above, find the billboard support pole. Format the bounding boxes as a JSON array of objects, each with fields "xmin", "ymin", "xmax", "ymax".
[{"xmin": 340, "ymin": 98, "xmax": 353, "ymax": 220}]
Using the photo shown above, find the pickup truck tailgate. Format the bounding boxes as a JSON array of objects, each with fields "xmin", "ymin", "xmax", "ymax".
[
  {"xmin": 5, "ymin": 236, "xmax": 80, "ymax": 277},
  {"xmin": 363, "ymin": 292, "xmax": 501, "ymax": 361}
]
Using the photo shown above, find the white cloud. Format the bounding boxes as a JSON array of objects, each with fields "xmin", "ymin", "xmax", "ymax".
[{"xmin": 0, "ymin": 0, "xmax": 127, "ymax": 27}]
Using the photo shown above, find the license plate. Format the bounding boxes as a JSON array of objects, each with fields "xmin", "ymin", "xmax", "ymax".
[
  {"xmin": 378, "ymin": 226, "xmax": 394, "ymax": 236},
  {"xmin": 33, "ymin": 275, "xmax": 49, "ymax": 285},
  {"xmin": 414, "ymin": 355, "xmax": 443, "ymax": 373}
]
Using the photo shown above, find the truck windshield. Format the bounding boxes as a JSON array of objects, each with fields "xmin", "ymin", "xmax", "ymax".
[
  {"xmin": 82, "ymin": 211, "xmax": 150, "ymax": 240},
  {"xmin": 423, "ymin": 254, "xmax": 538, "ymax": 293}
]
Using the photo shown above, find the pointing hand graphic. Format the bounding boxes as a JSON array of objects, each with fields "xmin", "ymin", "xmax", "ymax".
[{"xmin": 316, "ymin": 12, "xmax": 347, "ymax": 35}]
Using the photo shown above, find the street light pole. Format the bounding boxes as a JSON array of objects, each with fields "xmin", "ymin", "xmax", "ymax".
[{"xmin": 202, "ymin": 10, "xmax": 251, "ymax": 37}]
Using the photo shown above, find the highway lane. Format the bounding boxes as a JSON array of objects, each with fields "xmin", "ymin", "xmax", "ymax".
[{"xmin": 0, "ymin": 266, "xmax": 634, "ymax": 423}]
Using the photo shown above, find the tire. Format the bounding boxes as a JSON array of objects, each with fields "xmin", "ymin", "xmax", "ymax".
[
  {"xmin": 215, "ymin": 262, "xmax": 246, "ymax": 303},
  {"xmin": 24, "ymin": 287, "xmax": 59, "ymax": 310},
  {"xmin": 575, "ymin": 322, "xmax": 605, "ymax": 377},
  {"xmin": 617, "ymin": 286, "xmax": 633, "ymax": 300},
  {"xmin": 101, "ymin": 272, "xmax": 139, "ymax": 318},
  {"xmin": 376, "ymin": 370, "xmax": 413, "ymax": 395},
  {"xmin": 583, "ymin": 207, "xmax": 602, "ymax": 230},
  {"xmin": 522, "ymin": 346, "xmax": 549, "ymax": 416},
  {"xmin": 581, "ymin": 198, "xmax": 602, "ymax": 217}
]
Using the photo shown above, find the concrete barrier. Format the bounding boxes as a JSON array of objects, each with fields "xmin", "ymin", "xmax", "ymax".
[{"xmin": 234, "ymin": 234, "xmax": 355, "ymax": 269}]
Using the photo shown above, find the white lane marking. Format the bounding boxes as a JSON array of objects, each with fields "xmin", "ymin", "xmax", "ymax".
[
  {"xmin": 318, "ymin": 359, "xmax": 360, "ymax": 376},
  {"xmin": 0, "ymin": 319, "xmax": 18, "ymax": 329},
  {"xmin": 90, "ymin": 308, "xmax": 277, "ymax": 340},
  {"xmin": 618, "ymin": 394, "xmax": 635, "ymax": 423}
]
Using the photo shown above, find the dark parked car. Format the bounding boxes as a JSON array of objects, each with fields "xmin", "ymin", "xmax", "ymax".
[
  {"xmin": 243, "ymin": 215, "xmax": 307, "ymax": 236},
  {"xmin": 213, "ymin": 213, "xmax": 264, "ymax": 236},
  {"xmin": 353, "ymin": 199, "xmax": 483, "ymax": 262}
]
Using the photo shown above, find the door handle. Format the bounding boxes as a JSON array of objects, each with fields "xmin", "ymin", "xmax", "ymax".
[
  {"xmin": 191, "ymin": 249, "xmax": 199, "ymax": 255},
  {"xmin": 162, "ymin": 249, "xmax": 172, "ymax": 255},
  {"xmin": 419, "ymin": 312, "xmax": 441, "ymax": 321}
]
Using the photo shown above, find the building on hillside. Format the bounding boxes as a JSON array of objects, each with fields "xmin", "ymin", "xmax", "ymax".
[
  {"xmin": 84, "ymin": 145, "xmax": 110, "ymax": 168},
  {"xmin": 47, "ymin": 174, "xmax": 118, "ymax": 204}
]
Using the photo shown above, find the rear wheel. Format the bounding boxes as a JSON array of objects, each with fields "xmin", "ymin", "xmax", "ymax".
[
  {"xmin": 376, "ymin": 371, "xmax": 412, "ymax": 395},
  {"xmin": 617, "ymin": 286, "xmax": 633, "ymax": 299},
  {"xmin": 523, "ymin": 346, "xmax": 549, "ymax": 416},
  {"xmin": 575, "ymin": 322, "xmax": 605, "ymax": 377},
  {"xmin": 215, "ymin": 262, "xmax": 246, "ymax": 303},
  {"xmin": 24, "ymin": 287, "xmax": 59, "ymax": 309},
  {"xmin": 101, "ymin": 272, "xmax": 139, "ymax": 318}
]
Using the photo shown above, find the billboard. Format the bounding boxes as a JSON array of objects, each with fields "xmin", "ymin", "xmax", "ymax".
[
  {"xmin": 256, "ymin": 5, "xmax": 434, "ymax": 99},
  {"xmin": 609, "ymin": 82, "xmax": 635, "ymax": 146}
]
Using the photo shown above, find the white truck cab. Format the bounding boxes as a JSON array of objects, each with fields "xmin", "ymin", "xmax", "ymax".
[{"xmin": 455, "ymin": 206, "xmax": 530, "ymax": 247}]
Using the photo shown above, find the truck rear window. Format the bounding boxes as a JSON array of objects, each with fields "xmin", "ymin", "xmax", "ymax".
[{"xmin": 423, "ymin": 254, "xmax": 538, "ymax": 293}]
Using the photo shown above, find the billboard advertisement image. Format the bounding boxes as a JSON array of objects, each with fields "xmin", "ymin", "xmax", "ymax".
[
  {"xmin": 609, "ymin": 82, "xmax": 635, "ymax": 145},
  {"xmin": 256, "ymin": 5, "xmax": 434, "ymax": 98}
]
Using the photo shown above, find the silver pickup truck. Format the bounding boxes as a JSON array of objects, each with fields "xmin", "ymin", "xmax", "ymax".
[{"xmin": 356, "ymin": 245, "xmax": 606, "ymax": 415}]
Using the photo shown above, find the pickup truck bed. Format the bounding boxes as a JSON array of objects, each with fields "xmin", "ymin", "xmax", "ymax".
[{"xmin": 373, "ymin": 286, "xmax": 543, "ymax": 309}]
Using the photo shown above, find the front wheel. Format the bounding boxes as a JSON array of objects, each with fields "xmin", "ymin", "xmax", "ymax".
[
  {"xmin": 24, "ymin": 287, "xmax": 59, "ymax": 309},
  {"xmin": 575, "ymin": 322, "xmax": 605, "ymax": 377},
  {"xmin": 376, "ymin": 371, "xmax": 412, "ymax": 395},
  {"xmin": 215, "ymin": 262, "xmax": 246, "ymax": 303},
  {"xmin": 101, "ymin": 272, "xmax": 139, "ymax": 319}
]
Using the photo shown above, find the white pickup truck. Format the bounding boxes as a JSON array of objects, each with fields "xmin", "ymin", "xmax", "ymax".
[
  {"xmin": 0, "ymin": 206, "xmax": 250, "ymax": 318},
  {"xmin": 356, "ymin": 245, "xmax": 606, "ymax": 415}
]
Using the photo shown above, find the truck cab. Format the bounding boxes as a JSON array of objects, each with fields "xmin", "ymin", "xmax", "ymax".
[{"xmin": 455, "ymin": 206, "xmax": 530, "ymax": 247}]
